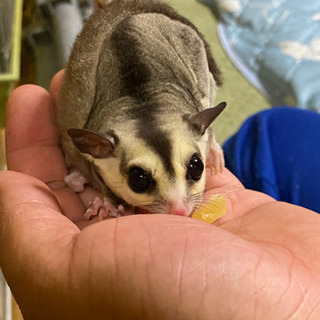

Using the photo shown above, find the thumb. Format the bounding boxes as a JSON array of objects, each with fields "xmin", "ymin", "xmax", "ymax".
[{"xmin": 0, "ymin": 171, "xmax": 78, "ymax": 313}]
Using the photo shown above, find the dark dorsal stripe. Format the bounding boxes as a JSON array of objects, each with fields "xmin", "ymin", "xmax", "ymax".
[
  {"xmin": 111, "ymin": 16, "xmax": 175, "ymax": 177},
  {"xmin": 106, "ymin": 0, "xmax": 222, "ymax": 86},
  {"xmin": 110, "ymin": 17, "xmax": 151, "ymax": 100}
]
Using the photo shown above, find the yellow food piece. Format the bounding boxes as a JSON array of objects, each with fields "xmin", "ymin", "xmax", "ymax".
[{"xmin": 192, "ymin": 194, "xmax": 227, "ymax": 224}]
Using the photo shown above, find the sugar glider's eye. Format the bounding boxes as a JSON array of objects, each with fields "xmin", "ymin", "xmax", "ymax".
[
  {"xmin": 187, "ymin": 154, "xmax": 204, "ymax": 181},
  {"xmin": 128, "ymin": 167, "xmax": 153, "ymax": 193}
]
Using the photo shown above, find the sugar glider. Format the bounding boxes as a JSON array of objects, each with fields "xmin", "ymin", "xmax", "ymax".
[{"xmin": 57, "ymin": 0, "xmax": 226, "ymax": 218}]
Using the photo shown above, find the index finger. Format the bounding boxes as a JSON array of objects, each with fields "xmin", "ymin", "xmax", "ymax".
[
  {"xmin": 5, "ymin": 74, "xmax": 89, "ymax": 221},
  {"xmin": 6, "ymin": 83, "xmax": 67, "ymax": 183}
]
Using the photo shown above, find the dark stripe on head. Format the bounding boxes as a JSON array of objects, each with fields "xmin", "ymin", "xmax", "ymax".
[
  {"xmin": 138, "ymin": 121, "xmax": 175, "ymax": 177},
  {"xmin": 110, "ymin": 17, "xmax": 175, "ymax": 177}
]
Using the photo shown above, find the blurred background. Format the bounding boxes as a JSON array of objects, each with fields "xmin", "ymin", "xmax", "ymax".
[{"xmin": 0, "ymin": 0, "xmax": 271, "ymax": 171}]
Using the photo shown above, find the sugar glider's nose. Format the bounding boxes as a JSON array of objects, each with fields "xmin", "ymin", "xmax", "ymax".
[
  {"xmin": 169, "ymin": 200, "xmax": 190, "ymax": 216},
  {"xmin": 171, "ymin": 209, "xmax": 187, "ymax": 216}
]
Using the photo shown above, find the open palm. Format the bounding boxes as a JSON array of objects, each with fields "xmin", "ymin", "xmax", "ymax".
[{"xmin": 1, "ymin": 71, "xmax": 320, "ymax": 320}]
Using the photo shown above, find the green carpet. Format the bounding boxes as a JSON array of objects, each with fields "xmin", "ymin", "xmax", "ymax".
[{"xmin": 168, "ymin": 0, "xmax": 271, "ymax": 143}]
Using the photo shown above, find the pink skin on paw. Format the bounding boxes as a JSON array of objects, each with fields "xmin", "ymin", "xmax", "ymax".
[
  {"xmin": 84, "ymin": 197, "xmax": 132, "ymax": 220},
  {"xmin": 207, "ymin": 144, "xmax": 225, "ymax": 175},
  {"xmin": 97, "ymin": 200, "xmax": 117, "ymax": 221},
  {"xmin": 84, "ymin": 197, "xmax": 115, "ymax": 220},
  {"xmin": 65, "ymin": 171, "xmax": 134, "ymax": 219},
  {"xmin": 65, "ymin": 170, "xmax": 88, "ymax": 193}
]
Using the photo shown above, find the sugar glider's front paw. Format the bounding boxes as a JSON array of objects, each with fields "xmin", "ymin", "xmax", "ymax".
[
  {"xmin": 208, "ymin": 143, "xmax": 225, "ymax": 175},
  {"xmin": 65, "ymin": 170, "xmax": 88, "ymax": 193},
  {"xmin": 84, "ymin": 197, "xmax": 129, "ymax": 221}
]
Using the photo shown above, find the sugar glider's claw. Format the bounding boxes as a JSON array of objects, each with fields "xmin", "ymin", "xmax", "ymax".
[
  {"xmin": 84, "ymin": 197, "xmax": 128, "ymax": 220},
  {"xmin": 84, "ymin": 197, "xmax": 103, "ymax": 220}
]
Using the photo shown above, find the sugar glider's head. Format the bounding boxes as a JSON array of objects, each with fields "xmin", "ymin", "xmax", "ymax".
[{"xmin": 68, "ymin": 102, "xmax": 226, "ymax": 216}]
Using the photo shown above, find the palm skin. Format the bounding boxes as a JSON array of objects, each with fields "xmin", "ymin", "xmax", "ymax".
[{"xmin": 0, "ymin": 71, "xmax": 320, "ymax": 320}]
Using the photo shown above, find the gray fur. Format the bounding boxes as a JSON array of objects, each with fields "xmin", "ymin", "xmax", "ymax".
[{"xmin": 57, "ymin": 0, "xmax": 225, "ymax": 208}]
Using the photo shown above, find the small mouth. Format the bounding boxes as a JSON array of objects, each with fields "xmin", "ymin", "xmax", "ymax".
[
  {"xmin": 171, "ymin": 209, "xmax": 189, "ymax": 216},
  {"xmin": 133, "ymin": 205, "xmax": 193, "ymax": 216},
  {"xmin": 134, "ymin": 207, "xmax": 152, "ymax": 215}
]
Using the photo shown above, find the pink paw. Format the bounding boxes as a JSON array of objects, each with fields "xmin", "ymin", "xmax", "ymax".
[
  {"xmin": 84, "ymin": 197, "xmax": 127, "ymax": 221},
  {"xmin": 208, "ymin": 143, "xmax": 225, "ymax": 175},
  {"xmin": 65, "ymin": 170, "xmax": 88, "ymax": 193}
]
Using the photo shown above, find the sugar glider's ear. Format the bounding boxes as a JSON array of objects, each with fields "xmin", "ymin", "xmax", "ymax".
[
  {"xmin": 68, "ymin": 128, "xmax": 116, "ymax": 159},
  {"xmin": 188, "ymin": 101, "xmax": 227, "ymax": 136}
]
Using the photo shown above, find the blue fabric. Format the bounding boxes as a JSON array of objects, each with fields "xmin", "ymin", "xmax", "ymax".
[
  {"xmin": 223, "ymin": 107, "xmax": 320, "ymax": 213},
  {"xmin": 200, "ymin": 0, "xmax": 320, "ymax": 111}
]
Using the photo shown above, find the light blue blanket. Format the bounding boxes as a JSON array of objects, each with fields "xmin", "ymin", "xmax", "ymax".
[{"xmin": 200, "ymin": 0, "xmax": 320, "ymax": 111}]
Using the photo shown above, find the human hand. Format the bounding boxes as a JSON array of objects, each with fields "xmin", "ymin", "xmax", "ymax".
[{"xmin": 1, "ymin": 71, "xmax": 320, "ymax": 320}]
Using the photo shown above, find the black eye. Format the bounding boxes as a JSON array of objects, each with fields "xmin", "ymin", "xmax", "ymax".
[
  {"xmin": 187, "ymin": 154, "xmax": 204, "ymax": 181},
  {"xmin": 128, "ymin": 167, "xmax": 152, "ymax": 193}
]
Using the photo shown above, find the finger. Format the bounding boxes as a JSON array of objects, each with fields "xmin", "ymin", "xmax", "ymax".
[
  {"xmin": 5, "ymin": 84, "xmax": 88, "ymax": 221},
  {"xmin": 6, "ymin": 84, "xmax": 67, "ymax": 183},
  {"xmin": 0, "ymin": 170, "xmax": 79, "ymax": 292},
  {"xmin": 50, "ymin": 69, "xmax": 65, "ymax": 107},
  {"xmin": 0, "ymin": 171, "xmax": 81, "ymax": 317},
  {"xmin": 205, "ymin": 168, "xmax": 244, "ymax": 192},
  {"xmin": 204, "ymin": 168, "xmax": 275, "ymax": 223},
  {"xmin": 0, "ymin": 171, "xmax": 79, "ymax": 241}
]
